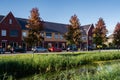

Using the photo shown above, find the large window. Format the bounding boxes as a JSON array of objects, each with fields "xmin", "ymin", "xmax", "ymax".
[
  {"xmin": 1, "ymin": 30, "xmax": 6, "ymax": 36},
  {"xmin": 60, "ymin": 34, "xmax": 63, "ymax": 39},
  {"xmin": 10, "ymin": 30, "xmax": 18, "ymax": 37},
  {"xmin": 46, "ymin": 33, "xmax": 52, "ymax": 38}
]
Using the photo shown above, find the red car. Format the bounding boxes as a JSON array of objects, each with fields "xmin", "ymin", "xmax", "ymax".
[{"xmin": 48, "ymin": 47, "xmax": 62, "ymax": 52}]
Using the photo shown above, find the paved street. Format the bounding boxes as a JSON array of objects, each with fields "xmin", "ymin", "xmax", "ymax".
[{"xmin": 0, "ymin": 49, "xmax": 119, "ymax": 56}]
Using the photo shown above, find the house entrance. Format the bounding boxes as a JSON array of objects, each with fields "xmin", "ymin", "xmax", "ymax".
[{"xmin": 2, "ymin": 42, "xmax": 6, "ymax": 48}]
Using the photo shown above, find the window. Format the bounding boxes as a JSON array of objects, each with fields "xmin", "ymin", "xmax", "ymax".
[
  {"xmin": 9, "ymin": 19, "xmax": 12, "ymax": 24},
  {"xmin": 55, "ymin": 33, "xmax": 59, "ymax": 39},
  {"xmin": 10, "ymin": 30, "xmax": 18, "ymax": 37},
  {"xmin": 60, "ymin": 34, "xmax": 63, "ymax": 39},
  {"xmin": 22, "ymin": 32, "xmax": 27, "ymax": 37},
  {"xmin": 1, "ymin": 30, "xmax": 6, "ymax": 36},
  {"xmin": 46, "ymin": 33, "xmax": 52, "ymax": 38}
]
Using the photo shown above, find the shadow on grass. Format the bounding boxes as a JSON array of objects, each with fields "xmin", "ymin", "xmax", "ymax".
[{"xmin": 58, "ymin": 52, "xmax": 87, "ymax": 57}]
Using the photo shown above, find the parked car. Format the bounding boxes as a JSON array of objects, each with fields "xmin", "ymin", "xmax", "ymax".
[
  {"xmin": 32, "ymin": 46, "xmax": 48, "ymax": 53},
  {"xmin": 48, "ymin": 47, "xmax": 62, "ymax": 52},
  {"xmin": 66, "ymin": 45, "xmax": 78, "ymax": 51},
  {"xmin": 88, "ymin": 46, "xmax": 93, "ymax": 51},
  {"xmin": 10, "ymin": 47, "xmax": 26, "ymax": 53},
  {"xmin": 0, "ymin": 48, "xmax": 5, "ymax": 54}
]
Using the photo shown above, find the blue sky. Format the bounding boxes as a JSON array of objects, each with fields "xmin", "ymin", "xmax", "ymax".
[{"xmin": 0, "ymin": 0, "xmax": 120, "ymax": 35}]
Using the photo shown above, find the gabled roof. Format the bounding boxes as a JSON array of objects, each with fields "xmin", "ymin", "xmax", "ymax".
[
  {"xmin": 0, "ymin": 12, "xmax": 13, "ymax": 23},
  {"xmin": 81, "ymin": 24, "xmax": 94, "ymax": 34},
  {"xmin": 0, "ymin": 12, "xmax": 22, "ymax": 28}
]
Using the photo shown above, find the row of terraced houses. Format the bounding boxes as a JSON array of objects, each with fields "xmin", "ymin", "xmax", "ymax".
[{"xmin": 0, "ymin": 12, "xmax": 94, "ymax": 51}]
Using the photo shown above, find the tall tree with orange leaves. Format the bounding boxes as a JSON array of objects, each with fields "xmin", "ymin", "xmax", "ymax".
[
  {"xmin": 93, "ymin": 18, "xmax": 108, "ymax": 48},
  {"xmin": 113, "ymin": 23, "xmax": 120, "ymax": 48},
  {"xmin": 64, "ymin": 14, "xmax": 81, "ymax": 47},
  {"xmin": 24, "ymin": 8, "xmax": 44, "ymax": 47}
]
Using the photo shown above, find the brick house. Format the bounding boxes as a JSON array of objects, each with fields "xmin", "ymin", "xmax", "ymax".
[
  {"xmin": 80, "ymin": 24, "xmax": 94, "ymax": 50},
  {"xmin": 0, "ymin": 12, "xmax": 94, "ymax": 51},
  {"xmin": 0, "ymin": 12, "xmax": 22, "ymax": 51}
]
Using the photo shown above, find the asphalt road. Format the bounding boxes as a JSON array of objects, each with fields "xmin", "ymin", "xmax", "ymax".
[{"xmin": 0, "ymin": 49, "xmax": 119, "ymax": 55}]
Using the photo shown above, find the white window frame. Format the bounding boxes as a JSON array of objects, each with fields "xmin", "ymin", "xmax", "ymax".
[
  {"xmin": 60, "ymin": 34, "xmax": 63, "ymax": 39},
  {"xmin": 1, "ymin": 30, "xmax": 7, "ymax": 36}
]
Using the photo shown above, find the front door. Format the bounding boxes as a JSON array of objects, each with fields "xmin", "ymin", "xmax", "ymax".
[{"xmin": 2, "ymin": 42, "xmax": 6, "ymax": 48}]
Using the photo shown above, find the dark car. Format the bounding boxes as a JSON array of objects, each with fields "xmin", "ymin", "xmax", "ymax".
[
  {"xmin": 48, "ymin": 47, "xmax": 62, "ymax": 52},
  {"xmin": 0, "ymin": 48, "xmax": 5, "ymax": 54},
  {"xmin": 11, "ymin": 47, "xmax": 26, "ymax": 53},
  {"xmin": 88, "ymin": 46, "xmax": 93, "ymax": 51},
  {"xmin": 32, "ymin": 46, "xmax": 48, "ymax": 53},
  {"xmin": 66, "ymin": 45, "xmax": 78, "ymax": 51}
]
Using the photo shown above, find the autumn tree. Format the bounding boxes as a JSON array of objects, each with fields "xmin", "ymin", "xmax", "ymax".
[
  {"xmin": 113, "ymin": 23, "xmax": 120, "ymax": 48},
  {"xmin": 64, "ymin": 14, "xmax": 81, "ymax": 47},
  {"xmin": 24, "ymin": 8, "xmax": 44, "ymax": 47},
  {"xmin": 93, "ymin": 18, "xmax": 108, "ymax": 48}
]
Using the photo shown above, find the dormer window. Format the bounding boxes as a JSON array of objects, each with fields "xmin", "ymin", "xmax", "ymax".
[{"xmin": 9, "ymin": 19, "xmax": 12, "ymax": 24}]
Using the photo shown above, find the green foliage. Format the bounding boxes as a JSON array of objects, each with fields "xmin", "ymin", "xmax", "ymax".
[
  {"xmin": 93, "ymin": 18, "xmax": 108, "ymax": 47},
  {"xmin": 113, "ymin": 23, "xmax": 120, "ymax": 47},
  {"xmin": 0, "ymin": 52, "xmax": 120, "ymax": 79},
  {"xmin": 26, "ymin": 61, "xmax": 120, "ymax": 80},
  {"xmin": 64, "ymin": 14, "xmax": 81, "ymax": 46},
  {"xmin": 24, "ymin": 7, "xmax": 44, "ymax": 47}
]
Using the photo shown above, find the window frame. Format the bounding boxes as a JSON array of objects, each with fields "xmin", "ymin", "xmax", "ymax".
[
  {"xmin": 46, "ymin": 33, "xmax": 52, "ymax": 38},
  {"xmin": 9, "ymin": 19, "xmax": 12, "ymax": 24},
  {"xmin": 1, "ymin": 30, "xmax": 7, "ymax": 36}
]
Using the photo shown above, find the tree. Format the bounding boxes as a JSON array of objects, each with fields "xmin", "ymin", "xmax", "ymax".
[
  {"xmin": 64, "ymin": 14, "xmax": 81, "ymax": 47},
  {"xmin": 113, "ymin": 23, "xmax": 120, "ymax": 49},
  {"xmin": 24, "ymin": 8, "xmax": 44, "ymax": 47},
  {"xmin": 93, "ymin": 18, "xmax": 108, "ymax": 48}
]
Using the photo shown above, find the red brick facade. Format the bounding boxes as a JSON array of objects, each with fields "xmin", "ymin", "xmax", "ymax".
[
  {"xmin": 0, "ymin": 12, "xmax": 22, "ymax": 50},
  {"xmin": 88, "ymin": 24, "xmax": 94, "ymax": 47}
]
